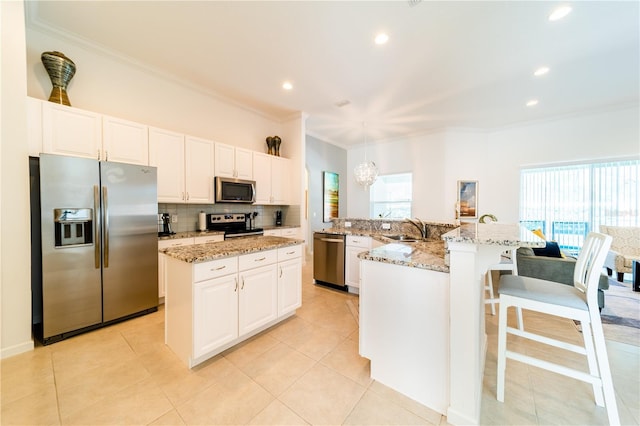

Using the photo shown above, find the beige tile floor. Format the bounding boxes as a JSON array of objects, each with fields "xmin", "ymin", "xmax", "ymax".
[{"xmin": 1, "ymin": 256, "xmax": 638, "ymax": 425}]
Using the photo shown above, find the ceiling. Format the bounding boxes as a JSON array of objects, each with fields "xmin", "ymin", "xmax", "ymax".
[{"xmin": 27, "ymin": 1, "xmax": 640, "ymax": 147}]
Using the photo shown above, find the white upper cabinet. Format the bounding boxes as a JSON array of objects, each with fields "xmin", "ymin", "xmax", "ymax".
[
  {"xmin": 215, "ymin": 142, "xmax": 253, "ymax": 180},
  {"xmin": 150, "ymin": 129, "xmax": 216, "ymax": 203},
  {"xmin": 102, "ymin": 115, "xmax": 149, "ymax": 165},
  {"xmin": 149, "ymin": 127, "xmax": 185, "ymax": 203},
  {"xmin": 27, "ymin": 97, "xmax": 43, "ymax": 157},
  {"xmin": 36, "ymin": 99, "xmax": 148, "ymax": 165},
  {"xmin": 42, "ymin": 101, "xmax": 102, "ymax": 159},
  {"xmin": 185, "ymin": 136, "xmax": 215, "ymax": 203},
  {"xmin": 253, "ymin": 153, "xmax": 289, "ymax": 205}
]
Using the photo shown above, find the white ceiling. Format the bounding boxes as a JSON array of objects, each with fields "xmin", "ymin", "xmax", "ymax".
[{"xmin": 27, "ymin": 1, "xmax": 640, "ymax": 147}]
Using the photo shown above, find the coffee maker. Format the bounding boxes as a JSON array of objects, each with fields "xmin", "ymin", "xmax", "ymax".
[
  {"xmin": 275, "ymin": 210, "xmax": 282, "ymax": 226},
  {"xmin": 158, "ymin": 213, "xmax": 174, "ymax": 236}
]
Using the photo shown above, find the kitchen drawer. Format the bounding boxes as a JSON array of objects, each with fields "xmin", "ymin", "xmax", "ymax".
[
  {"xmin": 239, "ymin": 249, "xmax": 277, "ymax": 271},
  {"xmin": 264, "ymin": 229, "xmax": 281, "ymax": 237},
  {"xmin": 346, "ymin": 236, "xmax": 371, "ymax": 249},
  {"xmin": 278, "ymin": 244, "xmax": 302, "ymax": 261},
  {"xmin": 193, "ymin": 234, "xmax": 224, "ymax": 244},
  {"xmin": 194, "ymin": 257, "xmax": 238, "ymax": 282},
  {"xmin": 159, "ymin": 237, "xmax": 194, "ymax": 249},
  {"xmin": 281, "ymin": 228, "xmax": 299, "ymax": 238}
]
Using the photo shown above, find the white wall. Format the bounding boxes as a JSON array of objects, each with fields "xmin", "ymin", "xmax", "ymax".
[
  {"xmin": 347, "ymin": 106, "xmax": 640, "ymax": 224},
  {"xmin": 1, "ymin": 0, "xmax": 34, "ymax": 358},
  {"xmin": 485, "ymin": 106, "xmax": 640, "ymax": 223},
  {"xmin": 26, "ymin": 28, "xmax": 283, "ymax": 154},
  {"xmin": 347, "ymin": 130, "xmax": 487, "ymax": 222}
]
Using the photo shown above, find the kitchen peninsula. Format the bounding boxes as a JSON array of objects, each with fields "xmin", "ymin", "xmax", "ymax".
[
  {"xmin": 161, "ymin": 236, "xmax": 304, "ymax": 368},
  {"xmin": 358, "ymin": 222, "xmax": 544, "ymax": 426}
]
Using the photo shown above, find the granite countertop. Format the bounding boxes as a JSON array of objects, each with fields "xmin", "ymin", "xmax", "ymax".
[
  {"xmin": 442, "ymin": 222, "xmax": 545, "ymax": 247},
  {"xmin": 358, "ymin": 241, "xmax": 449, "ymax": 273},
  {"xmin": 158, "ymin": 230, "xmax": 225, "ymax": 241},
  {"xmin": 161, "ymin": 235, "xmax": 304, "ymax": 263},
  {"xmin": 315, "ymin": 227, "xmax": 408, "ymax": 244}
]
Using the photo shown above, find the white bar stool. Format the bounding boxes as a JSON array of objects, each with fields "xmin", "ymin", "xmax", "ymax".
[{"xmin": 496, "ymin": 232, "xmax": 619, "ymax": 425}]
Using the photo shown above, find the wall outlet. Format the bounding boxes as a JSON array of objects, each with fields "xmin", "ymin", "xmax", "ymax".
[
  {"xmin": 171, "ymin": 214, "xmax": 178, "ymax": 223},
  {"xmin": 345, "ymin": 221, "xmax": 352, "ymax": 228},
  {"xmin": 381, "ymin": 223, "xmax": 391, "ymax": 230}
]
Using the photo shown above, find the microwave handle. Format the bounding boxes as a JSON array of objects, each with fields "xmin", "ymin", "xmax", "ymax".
[{"xmin": 252, "ymin": 182, "xmax": 256, "ymax": 202}]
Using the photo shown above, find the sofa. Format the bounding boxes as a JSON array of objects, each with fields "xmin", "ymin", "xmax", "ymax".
[
  {"xmin": 516, "ymin": 246, "xmax": 609, "ymax": 310},
  {"xmin": 599, "ymin": 225, "xmax": 640, "ymax": 282}
]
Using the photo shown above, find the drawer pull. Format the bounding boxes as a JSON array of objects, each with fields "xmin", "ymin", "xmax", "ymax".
[
  {"xmin": 254, "ymin": 257, "xmax": 266, "ymax": 262},
  {"xmin": 286, "ymin": 251, "xmax": 295, "ymax": 255},
  {"xmin": 211, "ymin": 265, "xmax": 226, "ymax": 271},
  {"xmin": 171, "ymin": 243, "xmax": 182, "ymax": 247}
]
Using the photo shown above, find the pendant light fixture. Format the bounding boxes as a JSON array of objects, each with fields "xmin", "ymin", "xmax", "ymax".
[{"xmin": 353, "ymin": 122, "xmax": 379, "ymax": 189}]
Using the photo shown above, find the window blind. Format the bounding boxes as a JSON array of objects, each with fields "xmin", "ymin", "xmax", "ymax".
[{"xmin": 520, "ymin": 159, "xmax": 639, "ymax": 254}]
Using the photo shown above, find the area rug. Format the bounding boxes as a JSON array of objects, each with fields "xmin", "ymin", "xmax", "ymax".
[{"xmin": 574, "ymin": 278, "xmax": 640, "ymax": 346}]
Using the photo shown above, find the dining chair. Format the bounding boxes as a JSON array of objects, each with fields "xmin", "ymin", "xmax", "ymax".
[{"xmin": 496, "ymin": 232, "xmax": 619, "ymax": 425}]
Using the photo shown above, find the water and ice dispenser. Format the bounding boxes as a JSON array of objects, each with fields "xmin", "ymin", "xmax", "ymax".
[{"xmin": 53, "ymin": 208, "xmax": 93, "ymax": 247}]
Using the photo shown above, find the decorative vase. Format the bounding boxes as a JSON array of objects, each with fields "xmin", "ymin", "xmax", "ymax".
[
  {"xmin": 41, "ymin": 51, "xmax": 76, "ymax": 106},
  {"xmin": 273, "ymin": 136, "xmax": 281, "ymax": 156},
  {"xmin": 265, "ymin": 136, "xmax": 274, "ymax": 155}
]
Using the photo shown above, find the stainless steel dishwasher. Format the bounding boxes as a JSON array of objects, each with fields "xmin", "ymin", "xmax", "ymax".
[{"xmin": 313, "ymin": 232, "xmax": 346, "ymax": 289}]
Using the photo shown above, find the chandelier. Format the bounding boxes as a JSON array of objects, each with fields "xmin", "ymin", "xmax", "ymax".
[{"xmin": 354, "ymin": 123, "xmax": 379, "ymax": 189}]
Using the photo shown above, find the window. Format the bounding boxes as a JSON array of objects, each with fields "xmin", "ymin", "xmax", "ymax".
[
  {"xmin": 370, "ymin": 173, "xmax": 412, "ymax": 218},
  {"xmin": 520, "ymin": 159, "xmax": 639, "ymax": 254}
]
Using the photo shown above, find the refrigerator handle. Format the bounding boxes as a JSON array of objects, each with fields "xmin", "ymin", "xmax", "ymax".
[
  {"xmin": 103, "ymin": 186, "xmax": 109, "ymax": 268},
  {"xmin": 93, "ymin": 185, "xmax": 101, "ymax": 269}
]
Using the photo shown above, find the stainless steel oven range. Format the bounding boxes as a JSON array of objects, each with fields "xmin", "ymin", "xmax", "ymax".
[{"xmin": 206, "ymin": 213, "xmax": 264, "ymax": 238}]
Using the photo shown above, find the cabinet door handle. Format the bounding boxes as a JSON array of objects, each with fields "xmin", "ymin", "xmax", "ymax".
[
  {"xmin": 234, "ymin": 277, "xmax": 238, "ymax": 292},
  {"xmin": 241, "ymin": 277, "xmax": 245, "ymax": 290},
  {"xmin": 279, "ymin": 266, "xmax": 283, "ymax": 278},
  {"xmin": 211, "ymin": 265, "xmax": 226, "ymax": 271},
  {"xmin": 105, "ymin": 150, "xmax": 109, "ymax": 161},
  {"xmin": 254, "ymin": 257, "xmax": 266, "ymax": 262},
  {"xmin": 186, "ymin": 192, "xmax": 190, "ymax": 200},
  {"xmin": 97, "ymin": 150, "xmax": 101, "ymax": 160}
]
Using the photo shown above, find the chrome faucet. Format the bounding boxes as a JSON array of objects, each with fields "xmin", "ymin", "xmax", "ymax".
[{"xmin": 405, "ymin": 218, "xmax": 427, "ymax": 240}]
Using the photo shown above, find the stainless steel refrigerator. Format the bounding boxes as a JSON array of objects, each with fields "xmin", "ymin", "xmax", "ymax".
[{"xmin": 30, "ymin": 154, "xmax": 158, "ymax": 344}]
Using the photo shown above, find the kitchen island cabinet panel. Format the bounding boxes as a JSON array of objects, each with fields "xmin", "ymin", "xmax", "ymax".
[
  {"xmin": 278, "ymin": 258, "xmax": 302, "ymax": 316},
  {"xmin": 163, "ymin": 238, "xmax": 303, "ymax": 368},
  {"xmin": 239, "ymin": 264, "xmax": 278, "ymax": 336},
  {"xmin": 193, "ymin": 274, "xmax": 238, "ymax": 358}
]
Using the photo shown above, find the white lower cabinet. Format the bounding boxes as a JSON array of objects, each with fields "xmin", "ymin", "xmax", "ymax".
[
  {"xmin": 345, "ymin": 236, "xmax": 372, "ymax": 292},
  {"xmin": 158, "ymin": 237, "xmax": 194, "ymax": 300},
  {"xmin": 238, "ymin": 263, "xmax": 278, "ymax": 335},
  {"xmin": 165, "ymin": 244, "xmax": 303, "ymax": 368},
  {"xmin": 278, "ymin": 245, "xmax": 302, "ymax": 316},
  {"xmin": 193, "ymin": 274, "xmax": 238, "ymax": 358}
]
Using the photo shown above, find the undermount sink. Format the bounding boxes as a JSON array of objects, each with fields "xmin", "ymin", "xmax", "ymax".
[{"xmin": 387, "ymin": 234, "xmax": 419, "ymax": 242}]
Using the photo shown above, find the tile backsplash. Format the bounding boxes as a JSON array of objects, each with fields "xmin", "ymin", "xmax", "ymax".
[{"xmin": 158, "ymin": 203, "xmax": 300, "ymax": 233}]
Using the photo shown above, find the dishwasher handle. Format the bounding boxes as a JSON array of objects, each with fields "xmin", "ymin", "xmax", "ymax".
[{"xmin": 319, "ymin": 238, "xmax": 344, "ymax": 243}]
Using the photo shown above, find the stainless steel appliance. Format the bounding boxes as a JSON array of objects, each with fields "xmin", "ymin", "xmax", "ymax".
[
  {"xmin": 313, "ymin": 232, "xmax": 346, "ymax": 289},
  {"xmin": 159, "ymin": 212, "xmax": 174, "ymax": 236},
  {"xmin": 30, "ymin": 154, "xmax": 159, "ymax": 345},
  {"xmin": 214, "ymin": 176, "xmax": 256, "ymax": 203},
  {"xmin": 206, "ymin": 213, "xmax": 264, "ymax": 238}
]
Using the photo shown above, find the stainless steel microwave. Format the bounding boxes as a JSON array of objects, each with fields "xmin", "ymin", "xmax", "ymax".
[{"xmin": 214, "ymin": 176, "xmax": 256, "ymax": 203}]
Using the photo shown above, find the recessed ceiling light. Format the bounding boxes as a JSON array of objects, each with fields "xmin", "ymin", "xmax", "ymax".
[
  {"xmin": 282, "ymin": 81, "xmax": 293, "ymax": 90},
  {"xmin": 534, "ymin": 66, "xmax": 550, "ymax": 77},
  {"xmin": 526, "ymin": 99, "xmax": 539, "ymax": 107},
  {"xmin": 549, "ymin": 5, "xmax": 572, "ymax": 21},
  {"xmin": 374, "ymin": 33, "xmax": 389, "ymax": 45}
]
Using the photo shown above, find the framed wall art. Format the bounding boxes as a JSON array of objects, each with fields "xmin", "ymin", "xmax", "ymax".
[
  {"xmin": 457, "ymin": 180, "xmax": 478, "ymax": 219},
  {"xmin": 323, "ymin": 171, "xmax": 339, "ymax": 222}
]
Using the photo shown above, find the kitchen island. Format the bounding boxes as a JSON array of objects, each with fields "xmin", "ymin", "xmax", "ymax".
[
  {"xmin": 358, "ymin": 223, "xmax": 544, "ymax": 425},
  {"xmin": 162, "ymin": 236, "xmax": 304, "ymax": 368}
]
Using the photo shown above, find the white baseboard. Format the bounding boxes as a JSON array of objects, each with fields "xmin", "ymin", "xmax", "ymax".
[{"xmin": 1, "ymin": 339, "xmax": 34, "ymax": 359}]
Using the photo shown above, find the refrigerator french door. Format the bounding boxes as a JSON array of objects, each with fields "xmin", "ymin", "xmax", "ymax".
[{"xmin": 31, "ymin": 154, "xmax": 158, "ymax": 344}]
